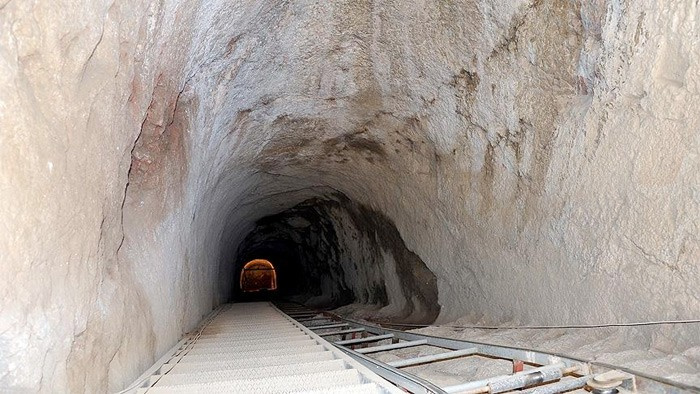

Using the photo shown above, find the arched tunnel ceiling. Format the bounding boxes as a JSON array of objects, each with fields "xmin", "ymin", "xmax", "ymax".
[{"xmin": 1, "ymin": 0, "xmax": 699, "ymax": 392}]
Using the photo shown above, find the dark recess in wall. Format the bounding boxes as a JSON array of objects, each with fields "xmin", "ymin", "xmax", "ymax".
[{"xmin": 231, "ymin": 193, "xmax": 440, "ymax": 323}]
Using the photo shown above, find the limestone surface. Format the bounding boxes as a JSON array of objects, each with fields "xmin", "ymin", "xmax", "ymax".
[{"xmin": 1, "ymin": 0, "xmax": 698, "ymax": 392}]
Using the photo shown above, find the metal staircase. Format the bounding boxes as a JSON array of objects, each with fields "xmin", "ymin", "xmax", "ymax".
[
  {"xmin": 121, "ymin": 302, "xmax": 403, "ymax": 393},
  {"xmin": 122, "ymin": 302, "xmax": 698, "ymax": 394}
]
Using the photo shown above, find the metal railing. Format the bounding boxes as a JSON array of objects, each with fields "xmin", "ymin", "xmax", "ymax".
[{"xmin": 276, "ymin": 302, "xmax": 700, "ymax": 394}]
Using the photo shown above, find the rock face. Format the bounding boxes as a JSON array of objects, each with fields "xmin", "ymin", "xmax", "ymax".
[
  {"xmin": 0, "ymin": 0, "xmax": 698, "ymax": 391},
  {"xmin": 235, "ymin": 195, "xmax": 440, "ymax": 323}
]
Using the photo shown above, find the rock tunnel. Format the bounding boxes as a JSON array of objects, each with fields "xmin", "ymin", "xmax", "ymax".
[{"xmin": 1, "ymin": 0, "xmax": 699, "ymax": 392}]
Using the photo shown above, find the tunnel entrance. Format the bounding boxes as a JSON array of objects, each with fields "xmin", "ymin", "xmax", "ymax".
[
  {"xmin": 229, "ymin": 195, "xmax": 440, "ymax": 323},
  {"xmin": 240, "ymin": 259, "xmax": 278, "ymax": 292}
]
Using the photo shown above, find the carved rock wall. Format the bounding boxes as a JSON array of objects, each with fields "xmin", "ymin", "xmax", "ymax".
[{"xmin": 1, "ymin": 0, "xmax": 698, "ymax": 391}]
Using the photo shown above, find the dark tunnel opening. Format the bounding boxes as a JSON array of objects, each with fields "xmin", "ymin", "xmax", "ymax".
[{"xmin": 228, "ymin": 193, "xmax": 441, "ymax": 324}]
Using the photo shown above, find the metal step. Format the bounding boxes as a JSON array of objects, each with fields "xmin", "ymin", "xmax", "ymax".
[
  {"xmin": 162, "ymin": 351, "xmax": 339, "ymax": 373},
  {"xmin": 161, "ymin": 359, "xmax": 347, "ymax": 377},
  {"xmin": 150, "ymin": 367, "xmax": 363, "ymax": 388},
  {"xmin": 180, "ymin": 343, "xmax": 326, "ymax": 358},
  {"xmin": 188, "ymin": 333, "xmax": 307, "ymax": 345},
  {"xmin": 175, "ymin": 346, "xmax": 328, "ymax": 365},
  {"xmin": 196, "ymin": 328, "xmax": 303, "ymax": 338},
  {"xmin": 139, "ymin": 370, "xmax": 369, "ymax": 393},
  {"xmin": 181, "ymin": 337, "xmax": 317, "ymax": 352}
]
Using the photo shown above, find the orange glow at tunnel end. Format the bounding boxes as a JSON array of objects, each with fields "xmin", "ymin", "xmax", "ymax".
[{"xmin": 240, "ymin": 259, "xmax": 278, "ymax": 292}]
